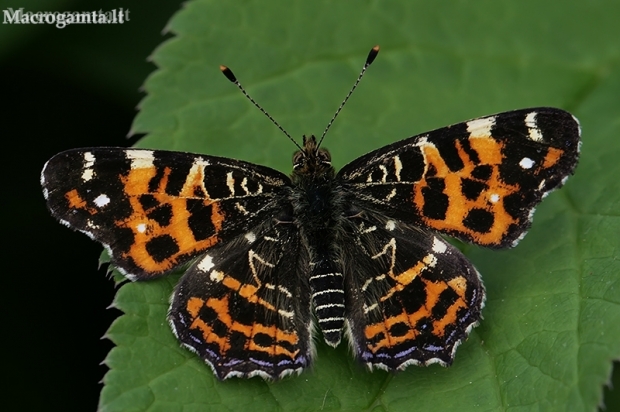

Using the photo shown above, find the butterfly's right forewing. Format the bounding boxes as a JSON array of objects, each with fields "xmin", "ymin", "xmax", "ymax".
[{"xmin": 41, "ymin": 148, "xmax": 291, "ymax": 280}]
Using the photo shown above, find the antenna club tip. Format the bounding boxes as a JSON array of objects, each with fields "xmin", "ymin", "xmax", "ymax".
[
  {"xmin": 366, "ymin": 45, "xmax": 380, "ymax": 65},
  {"xmin": 220, "ymin": 65, "xmax": 237, "ymax": 83}
]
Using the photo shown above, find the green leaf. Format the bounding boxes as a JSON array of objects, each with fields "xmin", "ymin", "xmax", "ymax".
[{"xmin": 100, "ymin": 0, "xmax": 620, "ymax": 410}]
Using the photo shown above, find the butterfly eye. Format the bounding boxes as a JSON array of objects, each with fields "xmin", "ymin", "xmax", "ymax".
[
  {"xmin": 292, "ymin": 151, "xmax": 305, "ymax": 169},
  {"xmin": 317, "ymin": 149, "xmax": 331, "ymax": 165}
]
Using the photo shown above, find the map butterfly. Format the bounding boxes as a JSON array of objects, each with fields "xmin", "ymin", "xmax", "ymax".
[{"xmin": 41, "ymin": 46, "xmax": 581, "ymax": 380}]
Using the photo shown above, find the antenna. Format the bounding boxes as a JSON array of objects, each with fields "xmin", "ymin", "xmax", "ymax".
[
  {"xmin": 220, "ymin": 45, "xmax": 380, "ymax": 153},
  {"xmin": 220, "ymin": 65, "xmax": 303, "ymax": 151},
  {"xmin": 316, "ymin": 45, "xmax": 380, "ymax": 148}
]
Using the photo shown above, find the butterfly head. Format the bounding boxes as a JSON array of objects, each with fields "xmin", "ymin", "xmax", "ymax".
[{"xmin": 292, "ymin": 135, "xmax": 333, "ymax": 177}]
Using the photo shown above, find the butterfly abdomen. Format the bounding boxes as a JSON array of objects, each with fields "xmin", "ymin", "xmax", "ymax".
[{"xmin": 291, "ymin": 171, "xmax": 347, "ymax": 347}]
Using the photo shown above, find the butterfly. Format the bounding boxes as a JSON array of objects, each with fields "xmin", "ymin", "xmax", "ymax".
[{"xmin": 41, "ymin": 46, "xmax": 581, "ymax": 380}]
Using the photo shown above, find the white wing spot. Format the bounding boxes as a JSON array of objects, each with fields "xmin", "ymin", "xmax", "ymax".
[
  {"xmin": 183, "ymin": 158, "xmax": 209, "ymax": 195},
  {"xmin": 489, "ymin": 193, "xmax": 500, "ymax": 203},
  {"xmin": 528, "ymin": 127, "xmax": 543, "ymax": 142},
  {"xmin": 93, "ymin": 194, "xmax": 110, "ymax": 207},
  {"xmin": 378, "ymin": 165, "xmax": 388, "ymax": 183},
  {"xmin": 209, "ymin": 269, "xmax": 224, "ymax": 282},
  {"xmin": 393, "ymin": 156, "xmax": 402, "ymax": 182},
  {"xmin": 82, "ymin": 169, "xmax": 94, "ymax": 182},
  {"xmin": 467, "ymin": 116, "xmax": 496, "ymax": 138},
  {"xmin": 198, "ymin": 256, "xmax": 215, "ymax": 273},
  {"xmin": 245, "ymin": 232, "xmax": 256, "ymax": 243},
  {"xmin": 525, "ymin": 112, "xmax": 543, "ymax": 142},
  {"xmin": 432, "ymin": 237, "xmax": 447, "ymax": 254},
  {"xmin": 423, "ymin": 253, "xmax": 438, "ymax": 268},
  {"xmin": 226, "ymin": 172, "xmax": 235, "ymax": 196},
  {"xmin": 415, "ymin": 135, "xmax": 430, "ymax": 148},
  {"xmin": 82, "ymin": 152, "xmax": 96, "ymax": 181},
  {"xmin": 84, "ymin": 152, "xmax": 96, "ymax": 165},
  {"xmin": 126, "ymin": 150, "xmax": 155, "ymax": 169},
  {"xmin": 519, "ymin": 157, "xmax": 535, "ymax": 169},
  {"xmin": 385, "ymin": 220, "xmax": 396, "ymax": 231},
  {"xmin": 193, "ymin": 157, "xmax": 210, "ymax": 166},
  {"xmin": 136, "ymin": 223, "xmax": 147, "ymax": 233}
]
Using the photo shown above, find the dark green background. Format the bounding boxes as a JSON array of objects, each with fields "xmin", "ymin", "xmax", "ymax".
[
  {"xmin": 3, "ymin": 0, "xmax": 179, "ymax": 410},
  {"xmin": 4, "ymin": 0, "xmax": 618, "ymax": 410}
]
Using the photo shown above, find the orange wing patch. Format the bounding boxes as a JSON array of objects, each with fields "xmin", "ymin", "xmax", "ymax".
[
  {"xmin": 364, "ymin": 274, "xmax": 472, "ymax": 355},
  {"xmin": 414, "ymin": 136, "xmax": 520, "ymax": 245},
  {"xmin": 186, "ymin": 296, "xmax": 300, "ymax": 359},
  {"xmin": 414, "ymin": 134, "xmax": 566, "ymax": 246},
  {"xmin": 116, "ymin": 163, "xmax": 224, "ymax": 274}
]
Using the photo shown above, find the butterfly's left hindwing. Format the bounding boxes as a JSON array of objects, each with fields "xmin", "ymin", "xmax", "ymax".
[
  {"xmin": 169, "ymin": 220, "xmax": 313, "ymax": 380},
  {"xmin": 41, "ymin": 148, "xmax": 290, "ymax": 280},
  {"xmin": 342, "ymin": 213, "xmax": 484, "ymax": 370},
  {"xmin": 339, "ymin": 108, "xmax": 580, "ymax": 248}
]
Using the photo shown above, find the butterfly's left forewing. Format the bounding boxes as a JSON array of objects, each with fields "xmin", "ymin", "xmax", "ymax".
[
  {"xmin": 41, "ymin": 148, "xmax": 291, "ymax": 280},
  {"xmin": 338, "ymin": 107, "xmax": 580, "ymax": 248}
]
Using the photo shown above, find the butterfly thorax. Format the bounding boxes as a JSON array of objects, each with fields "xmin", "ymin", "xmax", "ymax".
[
  {"xmin": 289, "ymin": 135, "xmax": 347, "ymax": 347},
  {"xmin": 290, "ymin": 135, "xmax": 339, "ymax": 226}
]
